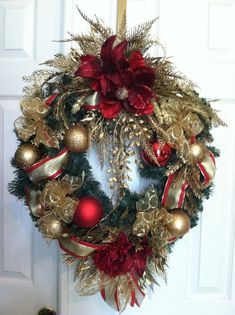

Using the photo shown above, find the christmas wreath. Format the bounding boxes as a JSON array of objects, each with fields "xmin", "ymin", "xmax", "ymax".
[{"xmin": 9, "ymin": 10, "xmax": 225, "ymax": 312}]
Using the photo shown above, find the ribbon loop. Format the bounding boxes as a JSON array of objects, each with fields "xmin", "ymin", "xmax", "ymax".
[
  {"xmin": 26, "ymin": 148, "xmax": 68, "ymax": 183},
  {"xmin": 180, "ymin": 112, "xmax": 204, "ymax": 137}
]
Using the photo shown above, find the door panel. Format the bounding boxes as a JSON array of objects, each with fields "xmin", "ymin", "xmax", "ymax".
[
  {"xmin": 0, "ymin": 99, "xmax": 58, "ymax": 315},
  {"xmin": 0, "ymin": 0, "xmax": 62, "ymax": 314}
]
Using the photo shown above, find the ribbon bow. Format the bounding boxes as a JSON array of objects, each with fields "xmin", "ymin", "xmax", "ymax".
[
  {"xmin": 161, "ymin": 149, "xmax": 216, "ymax": 209},
  {"xmin": 133, "ymin": 187, "xmax": 173, "ymax": 255},
  {"xmin": 40, "ymin": 173, "xmax": 85, "ymax": 223},
  {"xmin": 14, "ymin": 97, "xmax": 59, "ymax": 148},
  {"xmin": 166, "ymin": 111, "xmax": 204, "ymax": 162},
  {"xmin": 161, "ymin": 112, "xmax": 216, "ymax": 208}
]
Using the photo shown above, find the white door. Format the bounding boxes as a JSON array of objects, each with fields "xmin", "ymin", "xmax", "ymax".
[
  {"xmin": 0, "ymin": 1, "xmax": 61, "ymax": 314},
  {"xmin": 1, "ymin": 1, "xmax": 235, "ymax": 315}
]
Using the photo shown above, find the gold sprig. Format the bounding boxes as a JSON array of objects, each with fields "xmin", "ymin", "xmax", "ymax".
[
  {"xmin": 126, "ymin": 18, "xmax": 158, "ymax": 53},
  {"xmin": 77, "ymin": 7, "xmax": 112, "ymax": 40},
  {"xmin": 43, "ymin": 53, "xmax": 78, "ymax": 72}
]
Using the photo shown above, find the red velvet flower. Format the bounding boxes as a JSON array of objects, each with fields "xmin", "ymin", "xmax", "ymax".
[
  {"xmin": 75, "ymin": 36, "xmax": 156, "ymax": 119},
  {"xmin": 93, "ymin": 232, "xmax": 152, "ymax": 278}
]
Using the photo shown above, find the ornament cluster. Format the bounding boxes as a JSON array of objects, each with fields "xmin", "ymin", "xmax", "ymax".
[
  {"xmin": 15, "ymin": 122, "xmax": 104, "ymax": 234},
  {"xmin": 9, "ymin": 9, "xmax": 224, "ymax": 312}
]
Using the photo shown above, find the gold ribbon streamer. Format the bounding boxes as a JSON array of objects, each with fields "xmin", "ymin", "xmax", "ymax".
[
  {"xmin": 161, "ymin": 149, "xmax": 215, "ymax": 209},
  {"xmin": 26, "ymin": 149, "xmax": 68, "ymax": 183},
  {"xmin": 60, "ymin": 237, "xmax": 104, "ymax": 258},
  {"xmin": 162, "ymin": 172, "xmax": 188, "ymax": 209},
  {"xmin": 197, "ymin": 151, "xmax": 216, "ymax": 187},
  {"xmin": 40, "ymin": 173, "xmax": 84, "ymax": 223},
  {"xmin": 101, "ymin": 276, "xmax": 141, "ymax": 312},
  {"xmin": 166, "ymin": 112, "xmax": 204, "ymax": 162},
  {"xmin": 26, "ymin": 189, "xmax": 44, "ymax": 217},
  {"xmin": 84, "ymin": 91, "xmax": 100, "ymax": 107},
  {"xmin": 75, "ymin": 258, "xmax": 144, "ymax": 312},
  {"xmin": 14, "ymin": 97, "xmax": 59, "ymax": 148}
]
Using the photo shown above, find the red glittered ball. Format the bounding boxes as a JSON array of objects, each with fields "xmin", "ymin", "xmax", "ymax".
[
  {"xmin": 142, "ymin": 142, "xmax": 172, "ymax": 166},
  {"xmin": 73, "ymin": 197, "xmax": 103, "ymax": 228}
]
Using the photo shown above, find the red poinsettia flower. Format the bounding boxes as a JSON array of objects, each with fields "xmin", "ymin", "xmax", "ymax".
[
  {"xmin": 75, "ymin": 36, "xmax": 156, "ymax": 119},
  {"xmin": 93, "ymin": 232, "xmax": 152, "ymax": 278}
]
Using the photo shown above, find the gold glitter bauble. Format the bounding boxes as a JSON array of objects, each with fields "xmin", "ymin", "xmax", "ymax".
[
  {"xmin": 15, "ymin": 144, "xmax": 41, "ymax": 169},
  {"xmin": 38, "ymin": 213, "xmax": 65, "ymax": 239},
  {"xmin": 190, "ymin": 142, "xmax": 206, "ymax": 162},
  {"xmin": 166, "ymin": 209, "xmax": 190, "ymax": 237},
  {"xmin": 64, "ymin": 124, "xmax": 89, "ymax": 153}
]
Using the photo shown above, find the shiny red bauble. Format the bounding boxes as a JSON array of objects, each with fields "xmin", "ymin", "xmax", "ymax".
[
  {"xmin": 73, "ymin": 197, "xmax": 103, "ymax": 228},
  {"xmin": 142, "ymin": 142, "xmax": 172, "ymax": 166}
]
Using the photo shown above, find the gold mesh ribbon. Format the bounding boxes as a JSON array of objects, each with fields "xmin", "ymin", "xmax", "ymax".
[
  {"xmin": 133, "ymin": 187, "xmax": 173, "ymax": 255},
  {"xmin": 166, "ymin": 112, "xmax": 204, "ymax": 162},
  {"xmin": 75, "ymin": 258, "xmax": 145, "ymax": 312},
  {"xmin": 100, "ymin": 272, "xmax": 145, "ymax": 311},
  {"xmin": 40, "ymin": 173, "xmax": 84, "ymax": 223},
  {"xmin": 14, "ymin": 97, "xmax": 59, "ymax": 148}
]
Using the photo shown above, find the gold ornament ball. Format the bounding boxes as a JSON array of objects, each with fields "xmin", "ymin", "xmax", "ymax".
[
  {"xmin": 38, "ymin": 214, "xmax": 65, "ymax": 239},
  {"xmin": 166, "ymin": 209, "xmax": 190, "ymax": 237},
  {"xmin": 64, "ymin": 124, "xmax": 89, "ymax": 153},
  {"xmin": 190, "ymin": 142, "xmax": 206, "ymax": 162},
  {"xmin": 15, "ymin": 144, "xmax": 41, "ymax": 169}
]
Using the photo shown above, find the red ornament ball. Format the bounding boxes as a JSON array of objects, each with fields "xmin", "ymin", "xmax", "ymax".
[
  {"xmin": 142, "ymin": 142, "xmax": 172, "ymax": 166},
  {"xmin": 73, "ymin": 197, "xmax": 103, "ymax": 228}
]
